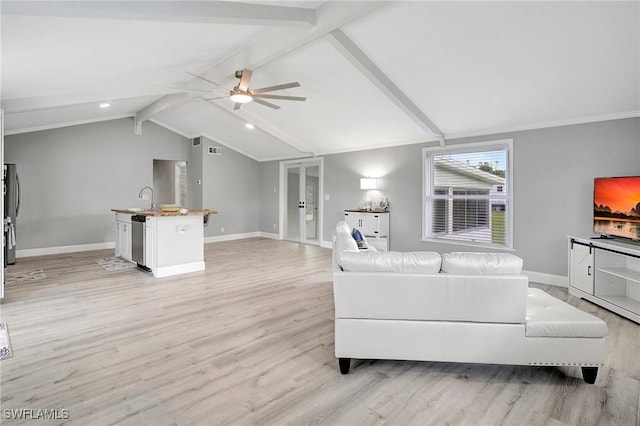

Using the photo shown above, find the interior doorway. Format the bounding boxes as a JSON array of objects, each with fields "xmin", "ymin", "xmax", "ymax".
[{"xmin": 280, "ymin": 158, "xmax": 323, "ymax": 245}]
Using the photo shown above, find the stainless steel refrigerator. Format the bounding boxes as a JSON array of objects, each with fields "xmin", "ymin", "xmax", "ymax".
[{"xmin": 4, "ymin": 164, "xmax": 19, "ymax": 265}]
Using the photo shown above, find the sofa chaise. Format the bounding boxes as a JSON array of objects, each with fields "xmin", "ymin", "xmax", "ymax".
[{"xmin": 332, "ymin": 222, "xmax": 608, "ymax": 383}]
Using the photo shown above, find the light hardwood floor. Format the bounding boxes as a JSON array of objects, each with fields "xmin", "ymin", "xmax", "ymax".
[{"xmin": 1, "ymin": 238, "xmax": 639, "ymax": 426}]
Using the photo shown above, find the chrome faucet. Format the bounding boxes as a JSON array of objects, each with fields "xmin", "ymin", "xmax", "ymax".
[{"xmin": 138, "ymin": 186, "xmax": 154, "ymax": 210}]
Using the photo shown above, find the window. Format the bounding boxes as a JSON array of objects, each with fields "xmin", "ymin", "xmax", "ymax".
[{"xmin": 423, "ymin": 140, "xmax": 512, "ymax": 249}]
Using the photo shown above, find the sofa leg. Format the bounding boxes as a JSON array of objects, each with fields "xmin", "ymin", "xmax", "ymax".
[
  {"xmin": 338, "ymin": 358, "xmax": 351, "ymax": 374},
  {"xmin": 581, "ymin": 367, "xmax": 598, "ymax": 384}
]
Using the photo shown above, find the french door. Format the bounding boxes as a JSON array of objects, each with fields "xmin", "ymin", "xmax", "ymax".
[
  {"xmin": 281, "ymin": 159, "xmax": 323, "ymax": 245},
  {"xmin": 1, "ymin": 109, "xmax": 4, "ymax": 299}
]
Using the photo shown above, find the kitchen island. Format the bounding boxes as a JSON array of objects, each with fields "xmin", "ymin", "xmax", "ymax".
[{"xmin": 112, "ymin": 208, "xmax": 217, "ymax": 278}]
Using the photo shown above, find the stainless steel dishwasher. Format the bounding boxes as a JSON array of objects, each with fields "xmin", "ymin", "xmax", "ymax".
[{"xmin": 131, "ymin": 215, "xmax": 150, "ymax": 271}]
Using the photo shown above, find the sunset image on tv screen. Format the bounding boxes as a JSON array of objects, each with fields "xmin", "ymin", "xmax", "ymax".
[{"xmin": 594, "ymin": 176, "xmax": 640, "ymax": 240}]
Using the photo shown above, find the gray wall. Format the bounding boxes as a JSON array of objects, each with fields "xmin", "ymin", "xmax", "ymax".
[
  {"xmin": 200, "ymin": 136, "xmax": 261, "ymax": 238},
  {"xmin": 260, "ymin": 118, "xmax": 640, "ymax": 277},
  {"xmin": 259, "ymin": 161, "xmax": 279, "ymax": 235},
  {"xmin": 188, "ymin": 138, "xmax": 203, "ymax": 210},
  {"xmin": 4, "ymin": 118, "xmax": 189, "ymax": 249}
]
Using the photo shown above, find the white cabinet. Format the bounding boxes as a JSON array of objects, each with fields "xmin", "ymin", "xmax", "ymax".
[
  {"xmin": 569, "ymin": 236, "xmax": 640, "ymax": 324},
  {"xmin": 113, "ymin": 210, "xmax": 207, "ymax": 277},
  {"xmin": 114, "ymin": 213, "xmax": 132, "ymax": 262},
  {"xmin": 145, "ymin": 215, "xmax": 204, "ymax": 278},
  {"xmin": 344, "ymin": 210, "xmax": 389, "ymax": 251},
  {"xmin": 569, "ymin": 240, "xmax": 594, "ymax": 294}
]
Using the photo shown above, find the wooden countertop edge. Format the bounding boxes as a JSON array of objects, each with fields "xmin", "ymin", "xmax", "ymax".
[{"xmin": 111, "ymin": 209, "xmax": 218, "ymax": 216}]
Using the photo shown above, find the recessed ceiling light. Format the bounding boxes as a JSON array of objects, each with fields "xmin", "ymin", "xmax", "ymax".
[
  {"xmin": 245, "ymin": 123, "xmax": 255, "ymax": 130},
  {"xmin": 99, "ymin": 103, "xmax": 111, "ymax": 108}
]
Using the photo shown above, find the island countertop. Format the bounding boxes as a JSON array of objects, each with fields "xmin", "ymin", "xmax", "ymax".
[{"xmin": 111, "ymin": 208, "xmax": 218, "ymax": 217}]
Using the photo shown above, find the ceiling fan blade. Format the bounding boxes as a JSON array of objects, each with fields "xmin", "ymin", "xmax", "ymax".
[
  {"xmin": 251, "ymin": 82, "xmax": 300, "ymax": 94},
  {"xmin": 253, "ymin": 98, "xmax": 281, "ymax": 110},
  {"xmin": 176, "ymin": 87, "xmax": 217, "ymax": 93},
  {"xmin": 238, "ymin": 69, "xmax": 253, "ymax": 92},
  {"xmin": 194, "ymin": 96, "xmax": 228, "ymax": 101},
  {"xmin": 186, "ymin": 72, "xmax": 231, "ymax": 91},
  {"xmin": 233, "ymin": 102, "xmax": 242, "ymax": 111},
  {"xmin": 253, "ymin": 94, "xmax": 306, "ymax": 102}
]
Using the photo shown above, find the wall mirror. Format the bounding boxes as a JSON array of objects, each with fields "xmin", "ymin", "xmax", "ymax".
[{"xmin": 153, "ymin": 159, "xmax": 187, "ymax": 206}]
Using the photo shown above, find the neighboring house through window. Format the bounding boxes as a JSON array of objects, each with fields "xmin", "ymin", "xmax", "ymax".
[{"xmin": 423, "ymin": 139, "xmax": 513, "ymax": 249}]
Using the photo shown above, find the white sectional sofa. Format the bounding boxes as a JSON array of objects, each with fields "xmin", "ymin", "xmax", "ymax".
[{"xmin": 332, "ymin": 222, "xmax": 608, "ymax": 383}]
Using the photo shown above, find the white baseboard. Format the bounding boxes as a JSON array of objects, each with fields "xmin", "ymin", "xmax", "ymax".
[
  {"xmin": 204, "ymin": 232, "xmax": 259, "ymax": 243},
  {"xmin": 154, "ymin": 261, "xmax": 205, "ymax": 278},
  {"xmin": 258, "ymin": 232, "xmax": 280, "ymax": 240},
  {"xmin": 523, "ymin": 270, "xmax": 568, "ymax": 288},
  {"xmin": 204, "ymin": 232, "xmax": 258, "ymax": 244},
  {"xmin": 321, "ymin": 240, "xmax": 332, "ymax": 249},
  {"xmin": 17, "ymin": 242, "xmax": 115, "ymax": 258},
  {"xmin": 204, "ymin": 231, "xmax": 282, "ymax": 244}
]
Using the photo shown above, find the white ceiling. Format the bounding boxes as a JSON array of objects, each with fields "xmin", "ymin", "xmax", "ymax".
[{"xmin": 2, "ymin": 1, "xmax": 639, "ymax": 161}]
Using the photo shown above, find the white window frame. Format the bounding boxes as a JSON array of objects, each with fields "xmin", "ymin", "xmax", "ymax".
[{"xmin": 422, "ymin": 139, "xmax": 514, "ymax": 250}]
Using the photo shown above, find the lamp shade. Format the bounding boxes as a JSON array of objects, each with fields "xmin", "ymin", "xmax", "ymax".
[{"xmin": 360, "ymin": 178, "xmax": 378, "ymax": 190}]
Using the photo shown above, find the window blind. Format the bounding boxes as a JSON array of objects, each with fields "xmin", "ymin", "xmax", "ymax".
[{"xmin": 424, "ymin": 144, "xmax": 510, "ymax": 248}]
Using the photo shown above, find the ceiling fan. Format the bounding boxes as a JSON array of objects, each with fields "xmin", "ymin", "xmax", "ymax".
[{"xmin": 188, "ymin": 69, "xmax": 306, "ymax": 111}]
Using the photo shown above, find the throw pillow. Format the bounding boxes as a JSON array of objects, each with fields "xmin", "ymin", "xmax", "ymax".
[{"xmin": 352, "ymin": 228, "xmax": 369, "ymax": 249}]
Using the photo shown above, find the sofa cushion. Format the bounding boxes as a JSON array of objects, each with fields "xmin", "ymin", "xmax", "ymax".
[
  {"xmin": 340, "ymin": 251, "xmax": 442, "ymax": 273},
  {"xmin": 526, "ymin": 288, "xmax": 608, "ymax": 338},
  {"xmin": 335, "ymin": 220, "xmax": 352, "ymax": 236},
  {"xmin": 335, "ymin": 232, "xmax": 358, "ymax": 252},
  {"xmin": 441, "ymin": 252, "xmax": 523, "ymax": 275},
  {"xmin": 333, "ymin": 221, "xmax": 359, "ymax": 269}
]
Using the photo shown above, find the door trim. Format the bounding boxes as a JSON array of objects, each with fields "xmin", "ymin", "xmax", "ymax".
[{"xmin": 279, "ymin": 157, "xmax": 324, "ymax": 244}]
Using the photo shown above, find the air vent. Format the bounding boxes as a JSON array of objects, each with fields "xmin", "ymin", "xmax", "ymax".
[
  {"xmin": 192, "ymin": 137, "xmax": 201, "ymax": 146},
  {"xmin": 208, "ymin": 146, "xmax": 222, "ymax": 155}
]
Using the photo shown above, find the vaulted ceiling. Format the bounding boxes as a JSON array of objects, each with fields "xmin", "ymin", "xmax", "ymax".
[{"xmin": 2, "ymin": 1, "xmax": 639, "ymax": 161}]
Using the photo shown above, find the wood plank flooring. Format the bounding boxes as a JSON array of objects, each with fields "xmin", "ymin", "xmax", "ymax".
[{"xmin": 1, "ymin": 238, "xmax": 639, "ymax": 425}]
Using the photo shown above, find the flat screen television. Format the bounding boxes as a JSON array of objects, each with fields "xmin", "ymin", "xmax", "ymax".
[{"xmin": 593, "ymin": 176, "xmax": 640, "ymax": 241}]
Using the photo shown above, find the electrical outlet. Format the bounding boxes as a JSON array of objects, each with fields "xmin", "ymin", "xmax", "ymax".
[
  {"xmin": 141, "ymin": 194, "xmax": 149, "ymax": 201},
  {"xmin": 221, "ymin": 226, "xmax": 225, "ymax": 233},
  {"xmin": 273, "ymin": 187, "xmax": 277, "ymax": 193},
  {"xmin": 324, "ymin": 194, "xmax": 330, "ymax": 201},
  {"xmin": 273, "ymin": 223, "xmax": 276, "ymax": 230}
]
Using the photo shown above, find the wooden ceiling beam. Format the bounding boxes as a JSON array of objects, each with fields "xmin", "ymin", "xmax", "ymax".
[
  {"xmin": 0, "ymin": 1, "xmax": 316, "ymax": 26},
  {"xmin": 1, "ymin": 84, "xmax": 184, "ymax": 115}
]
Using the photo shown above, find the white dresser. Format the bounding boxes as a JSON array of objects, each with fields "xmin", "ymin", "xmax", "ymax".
[{"xmin": 344, "ymin": 210, "xmax": 389, "ymax": 251}]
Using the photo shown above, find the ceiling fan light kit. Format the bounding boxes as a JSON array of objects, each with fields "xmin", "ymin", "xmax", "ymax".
[{"xmin": 230, "ymin": 90, "xmax": 253, "ymax": 104}]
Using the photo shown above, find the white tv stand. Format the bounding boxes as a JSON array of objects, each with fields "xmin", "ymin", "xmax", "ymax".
[{"xmin": 568, "ymin": 236, "xmax": 640, "ymax": 324}]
